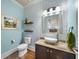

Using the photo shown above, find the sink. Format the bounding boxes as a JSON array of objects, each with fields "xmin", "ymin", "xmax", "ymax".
[{"xmin": 44, "ymin": 37, "xmax": 57, "ymax": 44}]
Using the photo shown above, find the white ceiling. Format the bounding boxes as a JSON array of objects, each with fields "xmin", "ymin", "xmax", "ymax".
[
  {"xmin": 16, "ymin": 0, "xmax": 30, "ymax": 6},
  {"xmin": 15, "ymin": 0, "xmax": 65, "ymax": 7}
]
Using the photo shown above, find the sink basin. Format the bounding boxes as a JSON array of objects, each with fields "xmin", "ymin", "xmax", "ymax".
[{"xmin": 44, "ymin": 37, "xmax": 57, "ymax": 44}]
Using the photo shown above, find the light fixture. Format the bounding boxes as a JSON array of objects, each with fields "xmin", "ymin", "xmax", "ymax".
[
  {"xmin": 56, "ymin": 6, "xmax": 61, "ymax": 12},
  {"xmin": 49, "ymin": 8, "xmax": 53, "ymax": 13},
  {"xmin": 48, "ymin": 8, "xmax": 53, "ymax": 16},
  {"xmin": 43, "ymin": 10, "xmax": 48, "ymax": 16},
  {"xmin": 49, "ymin": 8, "xmax": 53, "ymax": 16},
  {"xmin": 42, "ymin": 6, "xmax": 61, "ymax": 16}
]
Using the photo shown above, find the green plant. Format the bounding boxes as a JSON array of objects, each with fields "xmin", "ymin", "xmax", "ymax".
[{"xmin": 67, "ymin": 32, "xmax": 75, "ymax": 49}]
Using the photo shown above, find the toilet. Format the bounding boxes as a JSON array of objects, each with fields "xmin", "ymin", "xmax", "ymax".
[{"xmin": 17, "ymin": 37, "xmax": 31, "ymax": 57}]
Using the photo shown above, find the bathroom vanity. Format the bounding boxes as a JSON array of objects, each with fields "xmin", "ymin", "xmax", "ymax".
[{"xmin": 35, "ymin": 39, "xmax": 75, "ymax": 59}]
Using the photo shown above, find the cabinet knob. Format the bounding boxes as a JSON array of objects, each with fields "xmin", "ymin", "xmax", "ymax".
[
  {"xmin": 47, "ymin": 49, "xmax": 50, "ymax": 52},
  {"xmin": 50, "ymin": 50, "xmax": 53, "ymax": 53}
]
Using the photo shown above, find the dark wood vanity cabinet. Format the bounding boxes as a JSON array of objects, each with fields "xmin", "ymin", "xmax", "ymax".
[
  {"xmin": 35, "ymin": 44, "xmax": 75, "ymax": 59},
  {"xmin": 35, "ymin": 44, "xmax": 47, "ymax": 59}
]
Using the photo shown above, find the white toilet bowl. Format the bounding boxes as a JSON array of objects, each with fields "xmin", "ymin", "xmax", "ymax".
[
  {"xmin": 17, "ymin": 43, "xmax": 28, "ymax": 57},
  {"xmin": 17, "ymin": 43, "xmax": 28, "ymax": 51},
  {"xmin": 17, "ymin": 37, "xmax": 31, "ymax": 57}
]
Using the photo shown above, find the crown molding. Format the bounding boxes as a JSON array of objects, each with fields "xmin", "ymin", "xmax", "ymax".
[
  {"xmin": 25, "ymin": 0, "xmax": 42, "ymax": 8},
  {"xmin": 11, "ymin": 0, "xmax": 24, "ymax": 8}
]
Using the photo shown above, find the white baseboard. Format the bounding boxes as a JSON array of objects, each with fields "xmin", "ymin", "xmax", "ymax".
[
  {"xmin": 1, "ymin": 47, "xmax": 17, "ymax": 59},
  {"xmin": 28, "ymin": 48, "xmax": 35, "ymax": 52}
]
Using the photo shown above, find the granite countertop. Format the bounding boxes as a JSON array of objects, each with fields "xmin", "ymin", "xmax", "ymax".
[{"xmin": 35, "ymin": 39, "xmax": 75, "ymax": 54}]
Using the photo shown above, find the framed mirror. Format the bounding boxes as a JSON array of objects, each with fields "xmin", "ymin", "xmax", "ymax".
[{"xmin": 42, "ymin": 10, "xmax": 63, "ymax": 38}]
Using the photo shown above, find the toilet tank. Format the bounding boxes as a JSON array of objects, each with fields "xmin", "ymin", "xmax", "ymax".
[{"xmin": 24, "ymin": 37, "xmax": 31, "ymax": 44}]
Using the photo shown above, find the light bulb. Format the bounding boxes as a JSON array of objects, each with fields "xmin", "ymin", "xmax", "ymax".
[
  {"xmin": 43, "ymin": 10, "xmax": 48, "ymax": 16},
  {"xmin": 56, "ymin": 6, "xmax": 61, "ymax": 12},
  {"xmin": 49, "ymin": 8, "xmax": 53, "ymax": 13},
  {"xmin": 48, "ymin": 8, "xmax": 53, "ymax": 16}
]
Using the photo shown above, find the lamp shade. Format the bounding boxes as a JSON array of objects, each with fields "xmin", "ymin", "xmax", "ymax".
[
  {"xmin": 56, "ymin": 6, "xmax": 61, "ymax": 12},
  {"xmin": 43, "ymin": 10, "xmax": 48, "ymax": 16}
]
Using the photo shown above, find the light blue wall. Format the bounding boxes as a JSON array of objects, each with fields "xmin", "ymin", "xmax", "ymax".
[
  {"xmin": 67, "ymin": 0, "xmax": 76, "ymax": 32},
  {"xmin": 1, "ymin": 0, "xmax": 77, "ymax": 54},
  {"xmin": 67, "ymin": 0, "xmax": 77, "ymax": 47},
  {"xmin": 24, "ymin": 1, "xmax": 42, "ymax": 49},
  {"xmin": 1, "ymin": 0, "xmax": 25, "ymax": 53},
  {"xmin": 24, "ymin": 0, "xmax": 63, "ymax": 49},
  {"xmin": 24, "ymin": 0, "xmax": 77, "ymax": 49}
]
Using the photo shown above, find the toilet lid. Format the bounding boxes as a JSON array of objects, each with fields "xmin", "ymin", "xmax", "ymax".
[{"xmin": 17, "ymin": 43, "xmax": 28, "ymax": 49}]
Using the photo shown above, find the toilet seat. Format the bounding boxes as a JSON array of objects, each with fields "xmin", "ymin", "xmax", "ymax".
[{"xmin": 17, "ymin": 43, "xmax": 28, "ymax": 51}]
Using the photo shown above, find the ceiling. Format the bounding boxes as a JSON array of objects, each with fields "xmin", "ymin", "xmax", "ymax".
[
  {"xmin": 16, "ymin": 0, "xmax": 30, "ymax": 6},
  {"xmin": 15, "ymin": 0, "xmax": 65, "ymax": 7}
]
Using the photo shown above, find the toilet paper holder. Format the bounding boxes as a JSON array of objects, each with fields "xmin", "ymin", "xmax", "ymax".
[{"xmin": 11, "ymin": 40, "xmax": 16, "ymax": 44}]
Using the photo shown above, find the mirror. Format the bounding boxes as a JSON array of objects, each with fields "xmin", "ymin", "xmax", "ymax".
[{"xmin": 42, "ymin": 10, "xmax": 63, "ymax": 37}]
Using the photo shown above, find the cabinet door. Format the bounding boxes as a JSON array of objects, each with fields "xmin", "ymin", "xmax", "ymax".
[
  {"xmin": 46, "ymin": 48, "xmax": 57, "ymax": 59},
  {"xmin": 49, "ymin": 48, "xmax": 75, "ymax": 59},
  {"xmin": 35, "ymin": 45, "xmax": 47, "ymax": 59},
  {"xmin": 56, "ymin": 49, "xmax": 75, "ymax": 59},
  {"xmin": 35, "ymin": 45, "xmax": 75, "ymax": 59}
]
